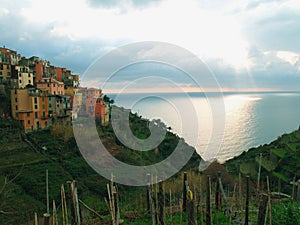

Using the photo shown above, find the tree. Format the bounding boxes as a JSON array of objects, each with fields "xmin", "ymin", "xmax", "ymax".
[{"xmin": 103, "ymin": 95, "xmax": 114, "ymax": 105}]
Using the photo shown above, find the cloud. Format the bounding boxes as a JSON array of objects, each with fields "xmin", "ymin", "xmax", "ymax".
[
  {"xmin": 241, "ymin": 0, "xmax": 300, "ymax": 52},
  {"xmin": 0, "ymin": 0, "xmax": 299, "ymax": 91},
  {"xmin": 86, "ymin": 0, "xmax": 163, "ymax": 9},
  {"xmin": 246, "ymin": 0, "xmax": 286, "ymax": 10}
]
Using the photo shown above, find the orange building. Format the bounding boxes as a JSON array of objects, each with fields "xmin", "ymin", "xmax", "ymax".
[
  {"xmin": 0, "ymin": 47, "xmax": 20, "ymax": 65},
  {"xmin": 36, "ymin": 77, "xmax": 65, "ymax": 95},
  {"xmin": 34, "ymin": 61, "xmax": 44, "ymax": 83},
  {"xmin": 11, "ymin": 88, "xmax": 49, "ymax": 132},
  {"xmin": 55, "ymin": 67, "xmax": 66, "ymax": 82}
]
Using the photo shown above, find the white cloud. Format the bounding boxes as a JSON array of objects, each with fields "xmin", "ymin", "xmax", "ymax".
[
  {"xmin": 1, "ymin": 0, "xmax": 299, "ymax": 90},
  {"xmin": 0, "ymin": 7, "xmax": 9, "ymax": 15},
  {"xmin": 276, "ymin": 51, "xmax": 299, "ymax": 65},
  {"xmin": 17, "ymin": 0, "xmax": 251, "ymax": 71}
]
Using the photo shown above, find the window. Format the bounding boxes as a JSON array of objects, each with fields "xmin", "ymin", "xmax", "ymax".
[
  {"xmin": 28, "ymin": 120, "xmax": 30, "ymax": 124},
  {"xmin": 15, "ymin": 105, "xmax": 18, "ymax": 110},
  {"xmin": 54, "ymin": 91, "xmax": 56, "ymax": 95},
  {"xmin": 15, "ymin": 112, "xmax": 18, "ymax": 118},
  {"xmin": 28, "ymin": 73, "xmax": 31, "ymax": 77},
  {"xmin": 35, "ymin": 112, "xmax": 38, "ymax": 118},
  {"xmin": 42, "ymin": 96, "xmax": 45, "ymax": 102},
  {"xmin": 42, "ymin": 104, "xmax": 45, "ymax": 109},
  {"xmin": 34, "ymin": 105, "xmax": 38, "ymax": 109},
  {"xmin": 19, "ymin": 73, "xmax": 21, "ymax": 77},
  {"xmin": 47, "ymin": 84, "xmax": 49, "ymax": 87},
  {"xmin": 34, "ymin": 97, "xmax": 37, "ymax": 104},
  {"xmin": 15, "ymin": 98, "xmax": 17, "ymax": 102},
  {"xmin": 28, "ymin": 80, "xmax": 31, "ymax": 83},
  {"xmin": 27, "ymin": 112, "xmax": 30, "ymax": 117},
  {"xmin": 19, "ymin": 80, "xmax": 22, "ymax": 83},
  {"xmin": 43, "ymin": 112, "xmax": 45, "ymax": 117},
  {"xmin": 0, "ymin": 71, "xmax": 2, "ymax": 75},
  {"xmin": 49, "ymin": 103, "xmax": 52, "ymax": 108}
]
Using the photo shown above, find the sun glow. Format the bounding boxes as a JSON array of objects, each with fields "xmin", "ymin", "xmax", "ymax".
[{"xmin": 20, "ymin": 0, "xmax": 251, "ymax": 71}]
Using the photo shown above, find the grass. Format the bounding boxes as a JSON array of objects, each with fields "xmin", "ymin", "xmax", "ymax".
[
  {"xmin": 287, "ymin": 143, "xmax": 297, "ymax": 152},
  {"xmin": 272, "ymin": 171, "xmax": 289, "ymax": 183},
  {"xmin": 271, "ymin": 148, "xmax": 286, "ymax": 158}
]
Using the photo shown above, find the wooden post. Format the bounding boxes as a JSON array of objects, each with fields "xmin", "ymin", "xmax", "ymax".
[
  {"xmin": 215, "ymin": 172, "xmax": 221, "ymax": 211},
  {"xmin": 206, "ymin": 176, "xmax": 211, "ymax": 225},
  {"xmin": 73, "ymin": 181, "xmax": 81, "ymax": 225},
  {"xmin": 257, "ymin": 194, "xmax": 268, "ymax": 225},
  {"xmin": 266, "ymin": 176, "xmax": 272, "ymax": 225},
  {"xmin": 218, "ymin": 176, "xmax": 229, "ymax": 215},
  {"xmin": 46, "ymin": 169, "xmax": 49, "ymax": 214},
  {"xmin": 61, "ymin": 185, "xmax": 68, "ymax": 225},
  {"xmin": 230, "ymin": 183, "xmax": 237, "ymax": 224},
  {"xmin": 155, "ymin": 176, "xmax": 159, "ymax": 224},
  {"xmin": 257, "ymin": 153, "xmax": 262, "ymax": 193},
  {"xmin": 34, "ymin": 212, "xmax": 38, "ymax": 225},
  {"xmin": 238, "ymin": 173, "xmax": 242, "ymax": 210},
  {"xmin": 169, "ymin": 189, "xmax": 173, "ymax": 224},
  {"xmin": 67, "ymin": 181, "xmax": 76, "ymax": 225},
  {"xmin": 146, "ymin": 174, "xmax": 151, "ymax": 215},
  {"xmin": 107, "ymin": 183, "xmax": 114, "ymax": 225},
  {"xmin": 292, "ymin": 176, "xmax": 296, "ymax": 200},
  {"xmin": 113, "ymin": 190, "xmax": 119, "ymax": 225},
  {"xmin": 158, "ymin": 181, "xmax": 164, "ymax": 225},
  {"xmin": 183, "ymin": 172, "xmax": 188, "ymax": 212},
  {"xmin": 297, "ymin": 180, "xmax": 300, "ymax": 205},
  {"xmin": 199, "ymin": 174, "xmax": 204, "ymax": 225},
  {"xmin": 188, "ymin": 193, "xmax": 195, "ymax": 225},
  {"xmin": 194, "ymin": 187, "xmax": 198, "ymax": 225},
  {"xmin": 179, "ymin": 199, "xmax": 183, "ymax": 225},
  {"xmin": 52, "ymin": 200, "xmax": 58, "ymax": 225},
  {"xmin": 151, "ymin": 185, "xmax": 156, "ymax": 225},
  {"xmin": 215, "ymin": 179, "xmax": 220, "ymax": 211},
  {"xmin": 43, "ymin": 213, "xmax": 50, "ymax": 225},
  {"xmin": 245, "ymin": 176, "xmax": 249, "ymax": 225}
]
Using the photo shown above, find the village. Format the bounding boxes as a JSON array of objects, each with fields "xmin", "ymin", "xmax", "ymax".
[{"xmin": 0, "ymin": 46, "xmax": 110, "ymax": 132}]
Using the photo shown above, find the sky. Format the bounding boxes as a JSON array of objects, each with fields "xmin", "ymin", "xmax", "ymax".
[{"xmin": 0, "ymin": 0, "xmax": 300, "ymax": 92}]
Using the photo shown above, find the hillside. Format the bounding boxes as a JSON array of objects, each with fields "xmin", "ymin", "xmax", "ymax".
[
  {"xmin": 0, "ymin": 110, "xmax": 200, "ymax": 224},
  {"xmin": 225, "ymin": 127, "xmax": 300, "ymax": 192}
]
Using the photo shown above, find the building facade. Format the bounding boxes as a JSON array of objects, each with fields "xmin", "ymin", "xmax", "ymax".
[{"xmin": 11, "ymin": 88, "xmax": 49, "ymax": 132}]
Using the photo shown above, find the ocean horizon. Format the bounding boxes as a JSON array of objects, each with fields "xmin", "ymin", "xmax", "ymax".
[{"xmin": 108, "ymin": 91, "xmax": 300, "ymax": 162}]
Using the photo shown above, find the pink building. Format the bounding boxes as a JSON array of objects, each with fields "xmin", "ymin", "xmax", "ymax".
[{"xmin": 36, "ymin": 77, "xmax": 65, "ymax": 95}]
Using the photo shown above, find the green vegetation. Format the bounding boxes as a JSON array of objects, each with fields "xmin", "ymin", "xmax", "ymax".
[
  {"xmin": 271, "ymin": 200, "xmax": 300, "ymax": 225},
  {"xmin": 0, "ymin": 107, "xmax": 200, "ymax": 224},
  {"xmin": 1, "ymin": 93, "xmax": 300, "ymax": 224},
  {"xmin": 225, "ymin": 129, "xmax": 300, "ymax": 193}
]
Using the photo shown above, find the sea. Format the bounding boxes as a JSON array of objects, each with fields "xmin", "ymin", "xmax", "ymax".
[{"xmin": 107, "ymin": 92, "xmax": 300, "ymax": 162}]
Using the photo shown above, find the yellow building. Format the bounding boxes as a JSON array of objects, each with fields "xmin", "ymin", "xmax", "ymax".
[
  {"xmin": 11, "ymin": 88, "xmax": 49, "ymax": 132},
  {"xmin": 101, "ymin": 103, "xmax": 110, "ymax": 126}
]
